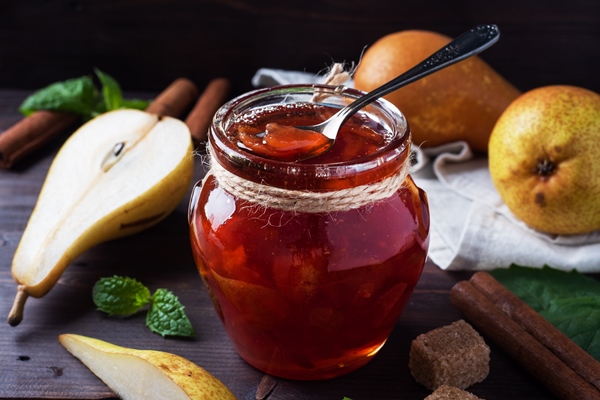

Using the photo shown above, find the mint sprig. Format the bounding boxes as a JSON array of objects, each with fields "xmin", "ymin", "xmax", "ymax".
[
  {"xmin": 19, "ymin": 69, "xmax": 150, "ymax": 121},
  {"xmin": 93, "ymin": 276, "xmax": 196, "ymax": 338}
]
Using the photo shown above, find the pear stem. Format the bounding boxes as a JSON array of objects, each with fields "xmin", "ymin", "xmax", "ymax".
[{"xmin": 8, "ymin": 285, "xmax": 29, "ymax": 326}]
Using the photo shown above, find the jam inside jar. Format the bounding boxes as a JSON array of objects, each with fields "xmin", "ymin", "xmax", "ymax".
[{"xmin": 189, "ymin": 84, "xmax": 430, "ymax": 380}]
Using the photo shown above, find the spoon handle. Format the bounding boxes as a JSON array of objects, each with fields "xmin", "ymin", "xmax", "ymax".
[{"xmin": 332, "ymin": 24, "xmax": 500, "ymax": 131}]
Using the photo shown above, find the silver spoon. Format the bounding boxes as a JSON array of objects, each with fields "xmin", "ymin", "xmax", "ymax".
[{"xmin": 292, "ymin": 24, "xmax": 501, "ymax": 160}]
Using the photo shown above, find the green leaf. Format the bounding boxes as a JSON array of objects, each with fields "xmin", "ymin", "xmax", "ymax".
[
  {"xmin": 19, "ymin": 75, "xmax": 97, "ymax": 116},
  {"xmin": 93, "ymin": 277, "xmax": 197, "ymax": 339},
  {"xmin": 85, "ymin": 96, "xmax": 108, "ymax": 122},
  {"xmin": 92, "ymin": 276, "xmax": 152, "ymax": 316},
  {"xmin": 540, "ymin": 297, "xmax": 600, "ymax": 356},
  {"xmin": 491, "ymin": 264, "xmax": 600, "ymax": 361},
  {"xmin": 94, "ymin": 68, "xmax": 123, "ymax": 112},
  {"xmin": 19, "ymin": 69, "xmax": 151, "ymax": 121},
  {"xmin": 146, "ymin": 289, "xmax": 196, "ymax": 337},
  {"xmin": 121, "ymin": 98, "xmax": 151, "ymax": 110}
]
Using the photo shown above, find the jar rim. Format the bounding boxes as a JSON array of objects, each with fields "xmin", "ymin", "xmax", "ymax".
[{"xmin": 209, "ymin": 84, "xmax": 411, "ymax": 190}]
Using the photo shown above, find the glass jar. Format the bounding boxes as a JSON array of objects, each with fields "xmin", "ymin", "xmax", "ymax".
[{"xmin": 188, "ymin": 84, "xmax": 430, "ymax": 380}]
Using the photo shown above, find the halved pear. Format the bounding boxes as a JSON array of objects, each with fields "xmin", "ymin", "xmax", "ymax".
[
  {"xmin": 9, "ymin": 109, "xmax": 194, "ymax": 326},
  {"xmin": 59, "ymin": 334, "xmax": 237, "ymax": 400}
]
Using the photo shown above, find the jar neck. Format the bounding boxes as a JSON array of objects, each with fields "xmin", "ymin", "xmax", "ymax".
[{"xmin": 209, "ymin": 84, "xmax": 411, "ymax": 192}]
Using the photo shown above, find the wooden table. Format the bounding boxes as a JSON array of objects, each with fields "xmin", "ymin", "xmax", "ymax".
[{"xmin": 0, "ymin": 88, "xmax": 579, "ymax": 400}]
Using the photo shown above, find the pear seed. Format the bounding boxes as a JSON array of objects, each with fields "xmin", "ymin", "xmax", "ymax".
[{"xmin": 101, "ymin": 142, "xmax": 126, "ymax": 172}]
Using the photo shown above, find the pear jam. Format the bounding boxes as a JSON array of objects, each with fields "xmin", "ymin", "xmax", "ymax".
[
  {"xmin": 234, "ymin": 102, "xmax": 386, "ymax": 162},
  {"xmin": 188, "ymin": 85, "xmax": 430, "ymax": 380}
]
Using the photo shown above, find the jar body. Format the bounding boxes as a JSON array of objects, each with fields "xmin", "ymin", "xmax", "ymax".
[{"xmin": 189, "ymin": 85, "xmax": 430, "ymax": 380}]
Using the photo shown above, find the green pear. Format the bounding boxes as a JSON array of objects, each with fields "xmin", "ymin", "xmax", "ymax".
[
  {"xmin": 488, "ymin": 85, "xmax": 600, "ymax": 235},
  {"xmin": 59, "ymin": 334, "xmax": 237, "ymax": 400},
  {"xmin": 9, "ymin": 109, "xmax": 194, "ymax": 326}
]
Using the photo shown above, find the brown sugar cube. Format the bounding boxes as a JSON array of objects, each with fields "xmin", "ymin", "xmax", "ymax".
[
  {"xmin": 409, "ymin": 319, "xmax": 490, "ymax": 390},
  {"xmin": 424, "ymin": 384, "xmax": 485, "ymax": 400}
]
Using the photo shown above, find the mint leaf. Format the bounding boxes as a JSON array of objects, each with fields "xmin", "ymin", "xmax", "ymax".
[
  {"xmin": 492, "ymin": 265, "xmax": 600, "ymax": 310},
  {"xmin": 93, "ymin": 68, "xmax": 149, "ymax": 113},
  {"xmin": 19, "ymin": 69, "xmax": 150, "ymax": 121},
  {"xmin": 94, "ymin": 68, "xmax": 123, "ymax": 111},
  {"xmin": 121, "ymin": 98, "xmax": 151, "ymax": 110},
  {"xmin": 540, "ymin": 297, "xmax": 600, "ymax": 354},
  {"xmin": 93, "ymin": 276, "xmax": 151, "ymax": 316},
  {"xmin": 146, "ymin": 289, "xmax": 196, "ymax": 337},
  {"xmin": 19, "ymin": 76, "xmax": 97, "ymax": 117},
  {"xmin": 491, "ymin": 264, "xmax": 600, "ymax": 361}
]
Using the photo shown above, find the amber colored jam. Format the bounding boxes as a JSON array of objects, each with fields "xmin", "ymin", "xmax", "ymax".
[
  {"xmin": 238, "ymin": 122, "xmax": 332, "ymax": 161},
  {"xmin": 189, "ymin": 89, "xmax": 430, "ymax": 380},
  {"xmin": 235, "ymin": 103, "xmax": 387, "ymax": 164}
]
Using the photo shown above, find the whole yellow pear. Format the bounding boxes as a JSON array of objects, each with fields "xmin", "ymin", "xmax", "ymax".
[{"xmin": 488, "ymin": 85, "xmax": 600, "ymax": 235}]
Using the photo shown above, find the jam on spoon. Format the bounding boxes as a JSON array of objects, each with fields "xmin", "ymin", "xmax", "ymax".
[{"xmin": 238, "ymin": 122, "xmax": 332, "ymax": 162}]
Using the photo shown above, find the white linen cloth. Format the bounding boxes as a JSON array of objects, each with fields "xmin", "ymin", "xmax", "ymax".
[{"xmin": 250, "ymin": 68, "xmax": 600, "ymax": 272}]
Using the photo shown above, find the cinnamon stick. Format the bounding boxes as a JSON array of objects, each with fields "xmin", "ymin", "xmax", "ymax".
[
  {"xmin": 0, "ymin": 111, "xmax": 78, "ymax": 169},
  {"xmin": 145, "ymin": 77, "xmax": 199, "ymax": 118},
  {"xmin": 450, "ymin": 279, "xmax": 600, "ymax": 400},
  {"xmin": 470, "ymin": 271, "xmax": 600, "ymax": 392},
  {"xmin": 185, "ymin": 77, "xmax": 231, "ymax": 143}
]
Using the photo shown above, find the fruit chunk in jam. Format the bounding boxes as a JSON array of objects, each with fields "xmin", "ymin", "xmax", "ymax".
[
  {"xmin": 189, "ymin": 101, "xmax": 429, "ymax": 380},
  {"xmin": 233, "ymin": 103, "xmax": 386, "ymax": 165},
  {"xmin": 238, "ymin": 122, "xmax": 332, "ymax": 162}
]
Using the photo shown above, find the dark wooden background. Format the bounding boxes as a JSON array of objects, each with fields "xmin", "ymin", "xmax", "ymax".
[{"xmin": 1, "ymin": 0, "xmax": 599, "ymax": 96}]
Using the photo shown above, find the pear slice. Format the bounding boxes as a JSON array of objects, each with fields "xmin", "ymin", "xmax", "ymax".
[
  {"xmin": 9, "ymin": 109, "xmax": 194, "ymax": 325},
  {"xmin": 59, "ymin": 334, "xmax": 237, "ymax": 400}
]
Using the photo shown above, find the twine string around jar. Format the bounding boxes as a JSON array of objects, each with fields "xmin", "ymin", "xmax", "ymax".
[{"xmin": 206, "ymin": 145, "xmax": 411, "ymax": 214}]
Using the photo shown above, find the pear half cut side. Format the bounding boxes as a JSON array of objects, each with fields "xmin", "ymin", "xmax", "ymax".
[
  {"xmin": 59, "ymin": 334, "xmax": 237, "ymax": 400},
  {"xmin": 9, "ymin": 109, "xmax": 194, "ymax": 325}
]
